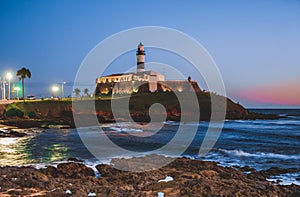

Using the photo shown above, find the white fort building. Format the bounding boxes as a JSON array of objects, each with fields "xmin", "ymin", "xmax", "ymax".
[{"xmin": 95, "ymin": 43, "xmax": 201, "ymax": 95}]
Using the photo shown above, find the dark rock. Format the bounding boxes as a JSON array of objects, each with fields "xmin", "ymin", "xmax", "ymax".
[
  {"xmin": 0, "ymin": 157, "xmax": 299, "ymax": 196},
  {"xmin": 57, "ymin": 162, "xmax": 94, "ymax": 178},
  {"xmin": 0, "ymin": 129, "xmax": 27, "ymax": 137},
  {"xmin": 240, "ymin": 166, "xmax": 256, "ymax": 172},
  {"xmin": 253, "ymin": 167, "xmax": 300, "ymax": 178},
  {"xmin": 67, "ymin": 157, "xmax": 84, "ymax": 162},
  {"xmin": 95, "ymin": 164, "xmax": 123, "ymax": 177},
  {"xmin": 41, "ymin": 165, "xmax": 59, "ymax": 178}
]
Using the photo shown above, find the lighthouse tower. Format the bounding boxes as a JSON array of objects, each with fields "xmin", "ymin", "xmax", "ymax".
[{"xmin": 136, "ymin": 42, "xmax": 145, "ymax": 72}]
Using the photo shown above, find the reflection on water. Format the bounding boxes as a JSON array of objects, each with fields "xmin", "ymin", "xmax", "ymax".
[
  {"xmin": 0, "ymin": 128, "xmax": 96, "ymax": 166},
  {"xmin": 0, "ymin": 137, "xmax": 33, "ymax": 166},
  {"xmin": 0, "ymin": 134, "xmax": 69, "ymax": 166},
  {"xmin": 41, "ymin": 144, "xmax": 68, "ymax": 163},
  {"xmin": 1, "ymin": 111, "xmax": 299, "ymax": 172}
]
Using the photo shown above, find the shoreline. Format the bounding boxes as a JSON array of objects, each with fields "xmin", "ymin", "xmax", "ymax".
[
  {"xmin": 0, "ymin": 119, "xmax": 74, "ymax": 129},
  {"xmin": 0, "ymin": 93, "xmax": 280, "ymax": 129},
  {"xmin": 0, "ymin": 114, "xmax": 284, "ymax": 129},
  {"xmin": 0, "ymin": 155, "xmax": 299, "ymax": 196}
]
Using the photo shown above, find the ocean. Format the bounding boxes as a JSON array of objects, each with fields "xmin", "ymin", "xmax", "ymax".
[{"xmin": 0, "ymin": 109, "xmax": 299, "ymax": 185}]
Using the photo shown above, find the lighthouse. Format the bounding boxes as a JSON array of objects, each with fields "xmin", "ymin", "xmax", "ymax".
[{"xmin": 136, "ymin": 42, "xmax": 145, "ymax": 72}]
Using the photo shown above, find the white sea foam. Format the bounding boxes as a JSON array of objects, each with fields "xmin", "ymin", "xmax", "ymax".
[
  {"xmin": 163, "ymin": 121, "xmax": 179, "ymax": 125},
  {"xmin": 268, "ymin": 120, "xmax": 300, "ymax": 126},
  {"xmin": 87, "ymin": 192, "xmax": 97, "ymax": 196},
  {"xmin": 229, "ymin": 120, "xmax": 247, "ymax": 123},
  {"xmin": 266, "ymin": 172, "xmax": 300, "ymax": 186},
  {"xmin": 219, "ymin": 149, "xmax": 300, "ymax": 160},
  {"xmin": 158, "ymin": 176, "xmax": 174, "ymax": 182},
  {"xmin": 288, "ymin": 115, "xmax": 300, "ymax": 120},
  {"xmin": 31, "ymin": 163, "xmax": 48, "ymax": 169},
  {"xmin": 65, "ymin": 189, "xmax": 72, "ymax": 194},
  {"xmin": 103, "ymin": 126, "xmax": 143, "ymax": 133}
]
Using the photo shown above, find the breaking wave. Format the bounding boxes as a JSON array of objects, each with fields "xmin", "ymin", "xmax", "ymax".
[{"xmin": 219, "ymin": 149, "xmax": 300, "ymax": 160}]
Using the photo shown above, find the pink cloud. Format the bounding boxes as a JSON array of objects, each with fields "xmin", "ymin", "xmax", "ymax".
[{"xmin": 235, "ymin": 80, "xmax": 300, "ymax": 105}]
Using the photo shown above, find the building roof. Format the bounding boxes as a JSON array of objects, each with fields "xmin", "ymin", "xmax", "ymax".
[
  {"xmin": 101, "ymin": 72, "xmax": 135, "ymax": 77},
  {"xmin": 99, "ymin": 70, "xmax": 164, "ymax": 78}
]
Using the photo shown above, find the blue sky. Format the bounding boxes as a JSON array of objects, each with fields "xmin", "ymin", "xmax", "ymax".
[{"xmin": 0, "ymin": 0, "xmax": 299, "ymax": 107}]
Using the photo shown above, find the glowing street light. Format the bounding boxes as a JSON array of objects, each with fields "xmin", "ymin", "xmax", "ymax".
[
  {"xmin": 6, "ymin": 72, "xmax": 13, "ymax": 100},
  {"xmin": 14, "ymin": 86, "xmax": 21, "ymax": 99},
  {"xmin": 52, "ymin": 85, "xmax": 59, "ymax": 97}
]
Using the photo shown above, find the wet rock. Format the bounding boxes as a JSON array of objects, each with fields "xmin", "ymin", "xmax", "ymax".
[
  {"xmin": 96, "ymin": 164, "xmax": 123, "ymax": 177},
  {"xmin": 110, "ymin": 154, "xmax": 174, "ymax": 172},
  {"xmin": 0, "ymin": 129, "xmax": 27, "ymax": 137},
  {"xmin": 57, "ymin": 162, "xmax": 95, "ymax": 178},
  {"xmin": 0, "ymin": 166, "xmax": 49, "ymax": 189},
  {"xmin": 0, "ymin": 158, "xmax": 299, "ymax": 196},
  {"xmin": 67, "ymin": 157, "xmax": 84, "ymax": 162},
  {"xmin": 41, "ymin": 165, "xmax": 59, "ymax": 178},
  {"xmin": 250, "ymin": 167, "xmax": 300, "ymax": 180},
  {"xmin": 240, "ymin": 166, "xmax": 256, "ymax": 172}
]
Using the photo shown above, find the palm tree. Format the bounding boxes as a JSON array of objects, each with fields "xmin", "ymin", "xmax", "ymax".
[
  {"xmin": 73, "ymin": 88, "xmax": 81, "ymax": 97},
  {"xmin": 16, "ymin": 67, "xmax": 31, "ymax": 100},
  {"xmin": 83, "ymin": 88, "xmax": 89, "ymax": 97}
]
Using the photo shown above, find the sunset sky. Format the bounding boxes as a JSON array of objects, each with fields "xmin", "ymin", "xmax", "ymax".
[{"xmin": 0, "ymin": 0, "xmax": 299, "ymax": 108}]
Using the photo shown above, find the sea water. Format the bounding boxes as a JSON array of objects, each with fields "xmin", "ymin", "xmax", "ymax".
[{"xmin": 0, "ymin": 109, "xmax": 299, "ymax": 185}]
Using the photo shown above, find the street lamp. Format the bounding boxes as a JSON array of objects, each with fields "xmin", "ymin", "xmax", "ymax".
[
  {"xmin": 61, "ymin": 81, "xmax": 66, "ymax": 98},
  {"xmin": 6, "ymin": 72, "xmax": 13, "ymax": 100},
  {"xmin": 14, "ymin": 86, "xmax": 21, "ymax": 99},
  {"xmin": 52, "ymin": 85, "xmax": 59, "ymax": 98}
]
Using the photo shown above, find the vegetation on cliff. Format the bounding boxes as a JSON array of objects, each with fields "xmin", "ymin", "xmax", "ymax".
[{"xmin": 0, "ymin": 91, "xmax": 278, "ymax": 128}]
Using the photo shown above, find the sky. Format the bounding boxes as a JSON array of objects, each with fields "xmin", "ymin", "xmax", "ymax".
[{"xmin": 0, "ymin": 0, "xmax": 299, "ymax": 108}]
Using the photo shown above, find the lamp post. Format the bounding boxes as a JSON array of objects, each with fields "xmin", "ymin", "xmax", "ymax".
[
  {"xmin": 61, "ymin": 81, "xmax": 66, "ymax": 98},
  {"xmin": 6, "ymin": 72, "xmax": 12, "ymax": 100},
  {"xmin": 2, "ymin": 80, "xmax": 6, "ymax": 100},
  {"xmin": 0, "ymin": 78, "xmax": 3, "ymax": 100}
]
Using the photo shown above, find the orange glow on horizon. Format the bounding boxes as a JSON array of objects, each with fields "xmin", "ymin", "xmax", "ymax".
[{"xmin": 235, "ymin": 80, "xmax": 300, "ymax": 105}]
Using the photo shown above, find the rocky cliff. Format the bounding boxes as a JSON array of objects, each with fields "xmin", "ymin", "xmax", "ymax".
[{"xmin": 0, "ymin": 91, "xmax": 278, "ymax": 128}]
